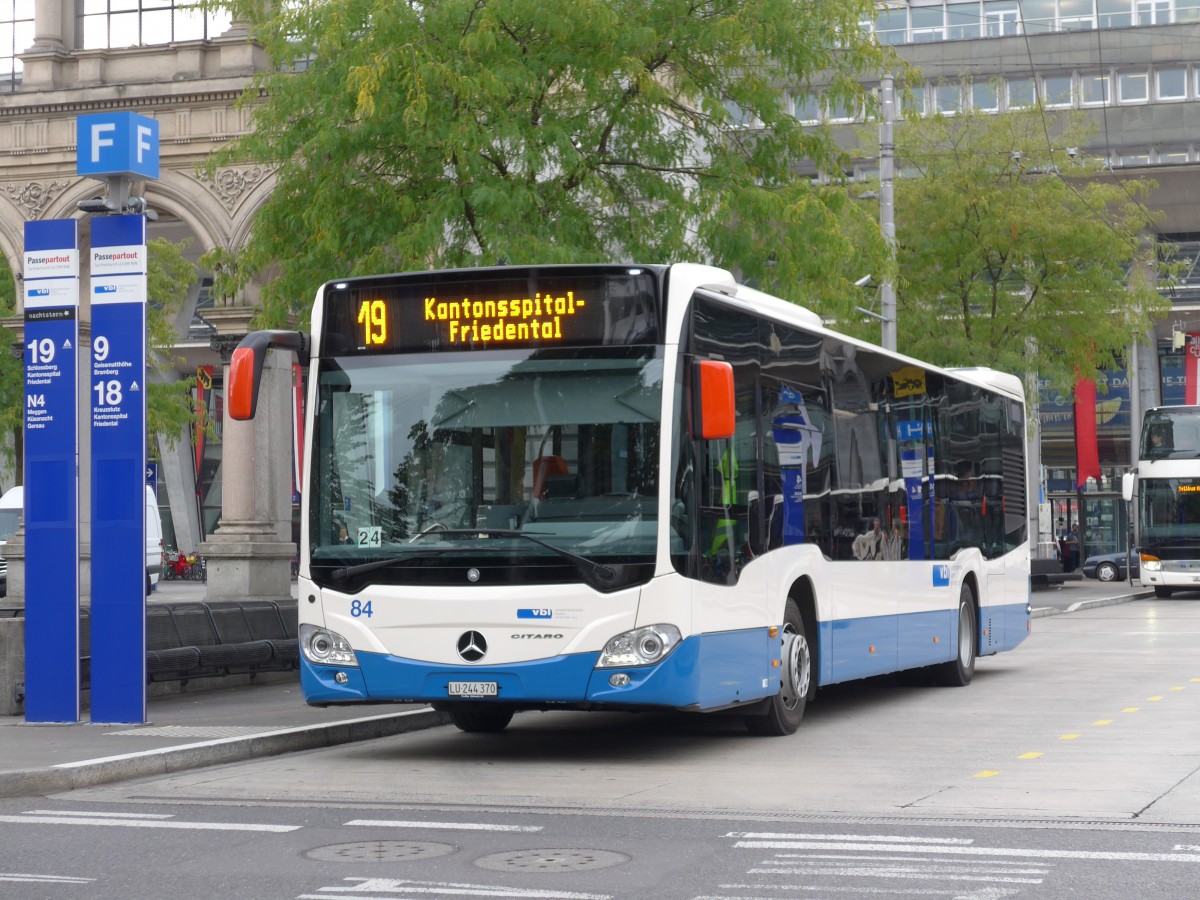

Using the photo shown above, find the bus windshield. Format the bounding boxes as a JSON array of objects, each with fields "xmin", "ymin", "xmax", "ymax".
[
  {"xmin": 1137, "ymin": 477, "xmax": 1200, "ymax": 543},
  {"xmin": 1141, "ymin": 408, "xmax": 1200, "ymax": 459},
  {"xmin": 310, "ymin": 347, "xmax": 663, "ymax": 589}
]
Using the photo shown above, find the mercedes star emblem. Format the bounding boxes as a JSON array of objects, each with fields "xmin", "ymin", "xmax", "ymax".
[{"xmin": 457, "ymin": 630, "xmax": 487, "ymax": 662}]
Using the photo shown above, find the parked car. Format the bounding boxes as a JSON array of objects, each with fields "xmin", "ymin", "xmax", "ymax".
[{"xmin": 1082, "ymin": 550, "xmax": 1139, "ymax": 582}]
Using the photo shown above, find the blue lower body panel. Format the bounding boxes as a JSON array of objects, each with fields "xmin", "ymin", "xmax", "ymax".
[
  {"xmin": 302, "ymin": 628, "xmax": 778, "ymax": 711},
  {"xmin": 301, "ymin": 606, "xmax": 1030, "ymax": 707},
  {"xmin": 817, "ymin": 603, "xmax": 1031, "ymax": 687}
]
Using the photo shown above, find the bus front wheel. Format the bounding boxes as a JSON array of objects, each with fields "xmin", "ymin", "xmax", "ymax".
[
  {"xmin": 933, "ymin": 586, "xmax": 976, "ymax": 687},
  {"xmin": 1155, "ymin": 586, "xmax": 1174, "ymax": 598},
  {"xmin": 447, "ymin": 704, "xmax": 514, "ymax": 733},
  {"xmin": 745, "ymin": 600, "xmax": 811, "ymax": 736}
]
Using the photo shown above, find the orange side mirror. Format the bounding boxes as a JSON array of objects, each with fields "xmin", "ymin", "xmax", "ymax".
[
  {"xmin": 228, "ymin": 346, "xmax": 257, "ymax": 421},
  {"xmin": 696, "ymin": 359, "xmax": 735, "ymax": 440},
  {"xmin": 226, "ymin": 330, "xmax": 310, "ymax": 421}
]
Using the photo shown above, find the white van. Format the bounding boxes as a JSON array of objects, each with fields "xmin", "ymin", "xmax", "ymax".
[
  {"xmin": 0, "ymin": 485, "xmax": 20, "ymax": 598},
  {"xmin": 144, "ymin": 485, "xmax": 164, "ymax": 592},
  {"xmin": 0, "ymin": 485, "xmax": 163, "ymax": 596}
]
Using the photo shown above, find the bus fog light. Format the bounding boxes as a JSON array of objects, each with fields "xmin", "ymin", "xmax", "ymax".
[
  {"xmin": 300, "ymin": 623, "xmax": 359, "ymax": 667},
  {"xmin": 334, "ymin": 671, "xmax": 349, "ymax": 685},
  {"xmin": 597, "ymin": 624, "xmax": 681, "ymax": 668},
  {"xmin": 609, "ymin": 673, "xmax": 631, "ymax": 687}
]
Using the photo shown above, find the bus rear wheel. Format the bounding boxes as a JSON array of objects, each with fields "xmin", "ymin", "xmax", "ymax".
[
  {"xmin": 933, "ymin": 585, "xmax": 976, "ymax": 687},
  {"xmin": 447, "ymin": 704, "xmax": 514, "ymax": 733},
  {"xmin": 745, "ymin": 600, "xmax": 811, "ymax": 736}
]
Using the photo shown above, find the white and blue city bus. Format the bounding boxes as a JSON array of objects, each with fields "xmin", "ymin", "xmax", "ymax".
[
  {"xmin": 1123, "ymin": 405, "xmax": 1200, "ymax": 597},
  {"xmin": 229, "ymin": 264, "xmax": 1031, "ymax": 735}
]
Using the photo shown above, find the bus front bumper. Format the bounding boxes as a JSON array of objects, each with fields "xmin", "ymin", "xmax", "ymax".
[{"xmin": 299, "ymin": 636, "xmax": 767, "ymax": 711}]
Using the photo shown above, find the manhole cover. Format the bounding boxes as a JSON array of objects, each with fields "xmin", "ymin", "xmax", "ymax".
[
  {"xmin": 474, "ymin": 849, "xmax": 629, "ymax": 873},
  {"xmin": 305, "ymin": 841, "xmax": 456, "ymax": 862}
]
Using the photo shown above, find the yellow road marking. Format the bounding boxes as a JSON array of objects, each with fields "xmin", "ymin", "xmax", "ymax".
[
  {"xmin": 1123, "ymin": 707, "xmax": 1140, "ymax": 713},
  {"xmin": 1170, "ymin": 686, "xmax": 1184, "ymax": 692},
  {"xmin": 1059, "ymin": 733, "xmax": 1081, "ymax": 740},
  {"xmin": 975, "ymin": 770, "xmax": 1001, "ymax": 778},
  {"xmin": 1147, "ymin": 696, "xmax": 1164, "ymax": 702},
  {"xmin": 1018, "ymin": 752, "xmax": 1043, "ymax": 759},
  {"xmin": 1093, "ymin": 719, "xmax": 1113, "ymax": 726}
]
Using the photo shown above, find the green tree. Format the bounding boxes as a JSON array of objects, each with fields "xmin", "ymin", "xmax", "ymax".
[
  {"xmin": 0, "ymin": 236, "xmax": 196, "ymax": 483},
  {"xmin": 850, "ymin": 106, "xmax": 1169, "ymax": 389},
  {"xmin": 146, "ymin": 237, "xmax": 199, "ymax": 445},
  {"xmin": 0, "ymin": 253, "xmax": 22, "ymax": 486},
  {"xmin": 206, "ymin": 0, "xmax": 887, "ymax": 323}
]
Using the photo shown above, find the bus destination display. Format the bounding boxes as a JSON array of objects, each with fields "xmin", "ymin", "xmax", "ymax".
[{"xmin": 321, "ymin": 269, "xmax": 659, "ymax": 354}]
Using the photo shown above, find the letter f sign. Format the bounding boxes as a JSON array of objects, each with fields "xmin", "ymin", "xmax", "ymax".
[
  {"xmin": 91, "ymin": 123, "xmax": 116, "ymax": 163},
  {"xmin": 136, "ymin": 125, "xmax": 152, "ymax": 163}
]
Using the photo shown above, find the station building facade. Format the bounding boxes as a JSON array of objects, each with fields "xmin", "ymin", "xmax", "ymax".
[
  {"xmin": 1, "ymin": 1, "xmax": 292, "ymax": 582},
  {"xmin": 3, "ymin": 2, "xmax": 1200, "ymax": 567}
]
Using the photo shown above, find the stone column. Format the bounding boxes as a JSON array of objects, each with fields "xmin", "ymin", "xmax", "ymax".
[
  {"xmin": 20, "ymin": 0, "xmax": 71, "ymax": 89},
  {"xmin": 31, "ymin": 0, "xmax": 68, "ymax": 50},
  {"xmin": 200, "ymin": 336, "xmax": 295, "ymax": 601}
]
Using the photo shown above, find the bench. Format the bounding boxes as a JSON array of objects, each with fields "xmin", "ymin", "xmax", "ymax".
[
  {"xmin": 1030, "ymin": 557, "xmax": 1082, "ymax": 590},
  {"xmin": 79, "ymin": 600, "xmax": 299, "ymax": 687},
  {"xmin": 148, "ymin": 600, "xmax": 298, "ymax": 683}
]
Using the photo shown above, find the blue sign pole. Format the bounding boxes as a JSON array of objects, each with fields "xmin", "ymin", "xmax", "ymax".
[
  {"xmin": 22, "ymin": 219, "xmax": 81, "ymax": 723},
  {"xmin": 89, "ymin": 215, "xmax": 148, "ymax": 724}
]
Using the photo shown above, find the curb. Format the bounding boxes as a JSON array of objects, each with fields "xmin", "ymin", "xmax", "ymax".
[
  {"xmin": 0, "ymin": 706, "xmax": 449, "ymax": 800},
  {"xmin": 1031, "ymin": 589, "xmax": 1153, "ymax": 618}
]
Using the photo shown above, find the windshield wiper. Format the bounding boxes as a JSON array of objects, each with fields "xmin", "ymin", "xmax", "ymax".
[
  {"xmin": 410, "ymin": 528, "xmax": 621, "ymax": 589},
  {"xmin": 327, "ymin": 529, "xmax": 623, "ymax": 591},
  {"xmin": 328, "ymin": 551, "xmax": 445, "ymax": 583}
]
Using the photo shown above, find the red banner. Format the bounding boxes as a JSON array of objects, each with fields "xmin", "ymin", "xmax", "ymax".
[
  {"xmin": 1186, "ymin": 334, "xmax": 1200, "ymax": 404},
  {"xmin": 1074, "ymin": 377, "xmax": 1101, "ymax": 487}
]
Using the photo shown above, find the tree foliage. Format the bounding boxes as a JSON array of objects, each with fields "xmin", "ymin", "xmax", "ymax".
[
  {"xmin": 146, "ymin": 238, "xmax": 200, "ymax": 444},
  {"xmin": 871, "ymin": 107, "xmax": 1169, "ymax": 390},
  {"xmin": 206, "ymin": 0, "xmax": 887, "ymax": 324},
  {"xmin": 0, "ymin": 253, "xmax": 21, "ymax": 485}
]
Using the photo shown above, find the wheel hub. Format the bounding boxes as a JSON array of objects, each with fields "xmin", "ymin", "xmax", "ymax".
[{"xmin": 781, "ymin": 629, "xmax": 810, "ymax": 707}]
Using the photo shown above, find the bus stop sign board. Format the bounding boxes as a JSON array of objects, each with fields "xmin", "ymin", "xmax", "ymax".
[
  {"xmin": 89, "ymin": 214, "xmax": 148, "ymax": 724},
  {"xmin": 22, "ymin": 219, "xmax": 81, "ymax": 723}
]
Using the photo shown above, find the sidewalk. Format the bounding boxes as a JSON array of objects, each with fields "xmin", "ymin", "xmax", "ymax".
[
  {"xmin": 2, "ymin": 580, "xmax": 448, "ymax": 799},
  {"xmin": 0, "ymin": 575, "xmax": 1155, "ymax": 801},
  {"xmin": 0, "ymin": 678, "xmax": 446, "ymax": 799}
]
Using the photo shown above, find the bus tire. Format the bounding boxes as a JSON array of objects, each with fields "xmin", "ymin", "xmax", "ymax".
[
  {"xmin": 934, "ymin": 585, "xmax": 976, "ymax": 687},
  {"xmin": 745, "ymin": 600, "xmax": 811, "ymax": 736},
  {"xmin": 1155, "ymin": 586, "xmax": 1174, "ymax": 598},
  {"xmin": 447, "ymin": 704, "xmax": 514, "ymax": 733}
]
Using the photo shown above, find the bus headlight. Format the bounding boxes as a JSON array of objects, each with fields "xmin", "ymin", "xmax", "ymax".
[
  {"xmin": 597, "ymin": 624, "xmax": 682, "ymax": 668},
  {"xmin": 300, "ymin": 623, "xmax": 359, "ymax": 667},
  {"xmin": 1141, "ymin": 555, "xmax": 1162, "ymax": 572}
]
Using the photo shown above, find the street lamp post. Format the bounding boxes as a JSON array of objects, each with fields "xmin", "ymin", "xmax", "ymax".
[{"xmin": 880, "ymin": 74, "xmax": 897, "ymax": 352}]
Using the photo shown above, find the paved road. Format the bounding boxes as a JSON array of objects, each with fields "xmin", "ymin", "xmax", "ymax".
[
  {"xmin": 80, "ymin": 596, "xmax": 1200, "ymax": 822},
  {"xmin": 2, "ymin": 594, "xmax": 1198, "ymax": 899}
]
